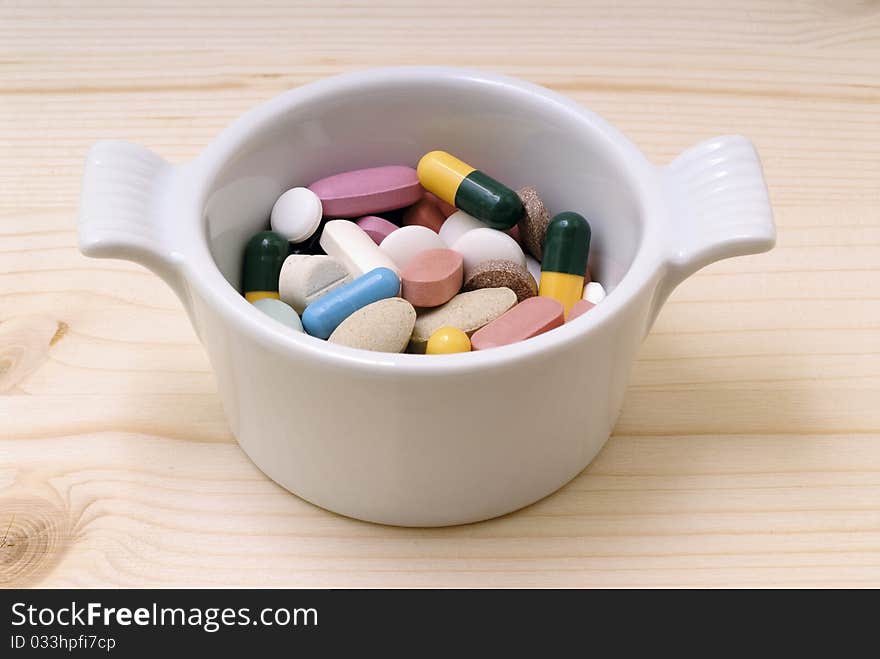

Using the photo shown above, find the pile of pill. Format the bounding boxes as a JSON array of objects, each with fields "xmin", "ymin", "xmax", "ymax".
[{"xmin": 242, "ymin": 150, "xmax": 607, "ymax": 354}]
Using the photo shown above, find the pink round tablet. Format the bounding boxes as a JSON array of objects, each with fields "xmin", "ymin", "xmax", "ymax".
[
  {"xmin": 567, "ymin": 299, "xmax": 595, "ymax": 321},
  {"xmin": 308, "ymin": 165, "xmax": 422, "ymax": 218},
  {"xmin": 356, "ymin": 215, "xmax": 399, "ymax": 245},
  {"xmin": 400, "ymin": 248, "xmax": 464, "ymax": 308},
  {"xmin": 471, "ymin": 296, "xmax": 564, "ymax": 350}
]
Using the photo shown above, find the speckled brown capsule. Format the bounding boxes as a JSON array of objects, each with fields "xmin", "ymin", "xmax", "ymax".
[
  {"xmin": 516, "ymin": 186, "xmax": 551, "ymax": 261},
  {"xmin": 462, "ymin": 259, "xmax": 537, "ymax": 303}
]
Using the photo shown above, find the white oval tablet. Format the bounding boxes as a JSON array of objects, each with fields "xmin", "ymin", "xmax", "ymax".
[
  {"xmin": 252, "ymin": 297, "xmax": 303, "ymax": 332},
  {"xmin": 379, "ymin": 225, "xmax": 446, "ymax": 269},
  {"xmin": 319, "ymin": 220, "xmax": 400, "ymax": 277},
  {"xmin": 270, "ymin": 187, "xmax": 323, "ymax": 243},
  {"xmin": 279, "ymin": 254, "xmax": 352, "ymax": 313},
  {"xmin": 438, "ymin": 210, "xmax": 484, "ymax": 246},
  {"xmin": 583, "ymin": 281, "xmax": 606, "ymax": 304},
  {"xmin": 451, "ymin": 228, "xmax": 526, "ymax": 279}
]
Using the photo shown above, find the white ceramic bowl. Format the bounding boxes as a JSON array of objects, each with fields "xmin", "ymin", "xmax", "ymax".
[{"xmin": 78, "ymin": 67, "xmax": 775, "ymax": 526}]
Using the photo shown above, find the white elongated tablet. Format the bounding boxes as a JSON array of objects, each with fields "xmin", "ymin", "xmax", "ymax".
[
  {"xmin": 379, "ymin": 225, "xmax": 446, "ymax": 269},
  {"xmin": 319, "ymin": 220, "xmax": 400, "ymax": 277},
  {"xmin": 438, "ymin": 210, "xmax": 484, "ymax": 246},
  {"xmin": 583, "ymin": 281, "xmax": 606, "ymax": 304},
  {"xmin": 278, "ymin": 254, "xmax": 352, "ymax": 313},
  {"xmin": 451, "ymin": 227, "xmax": 526, "ymax": 279},
  {"xmin": 270, "ymin": 187, "xmax": 323, "ymax": 243}
]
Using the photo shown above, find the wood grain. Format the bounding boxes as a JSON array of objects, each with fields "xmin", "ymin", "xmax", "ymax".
[{"xmin": 2, "ymin": 0, "xmax": 879, "ymax": 587}]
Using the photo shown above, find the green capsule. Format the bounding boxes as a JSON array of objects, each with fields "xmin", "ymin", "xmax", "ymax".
[
  {"xmin": 455, "ymin": 170, "xmax": 524, "ymax": 230},
  {"xmin": 417, "ymin": 151, "xmax": 523, "ymax": 230},
  {"xmin": 243, "ymin": 230, "xmax": 288, "ymax": 302},
  {"xmin": 541, "ymin": 212, "xmax": 591, "ymax": 276},
  {"xmin": 538, "ymin": 212, "xmax": 591, "ymax": 317}
]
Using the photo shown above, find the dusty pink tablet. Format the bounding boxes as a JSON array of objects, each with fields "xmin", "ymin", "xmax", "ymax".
[
  {"xmin": 567, "ymin": 299, "xmax": 595, "ymax": 321},
  {"xmin": 356, "ymin": 215, "xmax": 399, "ymax": 245},
  {"xmin": 400, "ymin": 249, "xmax": 463, "ymax": 308},
  {"xmin": 309, "ymin": 165, "xmax": 422, "ymax": 218},
  {"xmin": 403, "ymin": 194, "xmax": 447, "ymax": 233},
  {"xmin": 471, "ymin": 296, "xmax": 564, "ymax": 350},
  {"xmin": 424, "ymin": 191, "xmax": 457, "ymax": 218}
]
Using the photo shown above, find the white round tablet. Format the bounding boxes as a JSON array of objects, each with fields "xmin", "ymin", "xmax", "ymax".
[
  {"xmin": 270, "ymin": 187, "xmax": 323, "ymax": 243},
  {"xmin": 252, "ymin": 297, "xmax": 303, "ymax": 332},
  {"xmin": 438, "ymin": 210, "xmax": 484, "ymax": 247},
  {"xmin": 379, "ymin": 225, "xmax": 445, "ymax": 269},
  {"xmin": 583, "ymin": 281, "xmax": 606, "ymax": 304},
  {"xmin": 451, "ymin": 227, "xmax": 526, "ymax": 279}
]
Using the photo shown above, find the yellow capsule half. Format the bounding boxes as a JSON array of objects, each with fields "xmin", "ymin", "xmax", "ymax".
[
  {"xmin": 417, "ymin": 151, "xmax": 475, "ymax": 207},
  {"xmin": 538, "ymin": 272, "xmax": 584, "ymax": 318},
  {"xmin": 245, "ymin": 291, "xmax": 281, "ymax": 303}
]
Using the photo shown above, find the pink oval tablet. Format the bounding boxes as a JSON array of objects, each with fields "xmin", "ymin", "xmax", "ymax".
[
  {"xmin": 308, "ymin": 166, "xmax": 422, "ymax": 218},
  {"xmin": 357, "ymin": 215, "xmax": 399, "ymax": 245},
  {"xmin": 403, "ymin": 195, "xmax": 446, "ymax": 233},
  {"xmin": 567, "ymin": 299, "xmax": 595, "ymax": 321},
  {"xmin": 400, "ymin": 248, "xmax": 464, "ymax": 308},
  {"xmin": 471, "ymin": 296, "xmax": 564, "ymax": 350}
]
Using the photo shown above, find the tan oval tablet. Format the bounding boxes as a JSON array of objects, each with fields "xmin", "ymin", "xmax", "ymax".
[
  {"xmin": 462, "ymin": 258, "xmax": 537, "ymax": 303},
  {"xmin": 471, "ymin": 296, "xmax": 564, "ymax": 351},
  {"xmin": 409, "ymin": 287, "xmax": 517, "ymax": 353},
  {"xmin": 401, "ymin": 248, "xmax": 463, "ymax": 308},
  {"xmin": 328, "ymin": 297, "xmax": 416, "ymax": 353}
]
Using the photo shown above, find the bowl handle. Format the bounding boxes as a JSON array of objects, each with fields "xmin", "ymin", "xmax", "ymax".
[
  {"xmin": 78, "ymin": 141, "xmax": 185, "ymax": 294},
  {"xmin": 645, "ymin": 135, "xmax": 776, "ymax": 335}
]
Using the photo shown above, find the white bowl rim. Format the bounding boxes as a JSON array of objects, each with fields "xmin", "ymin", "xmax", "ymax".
[{"xmin": 179, "ymin": 66, "xmax": 666, "ymax": 375}]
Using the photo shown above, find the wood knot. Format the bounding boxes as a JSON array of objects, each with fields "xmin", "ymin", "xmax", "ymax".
[
  {"xmin": 50, "ymin": 321, "xmax": 69, "ymax": 346},
  {"xmin": 0, "ymin": 497, "xmax": 71, "ymax": 587},
  {"xmin": 0, "ymin": 316, "xmax": 67, "ymax": 393}
]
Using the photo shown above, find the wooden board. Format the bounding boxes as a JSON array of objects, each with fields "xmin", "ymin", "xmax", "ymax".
[{"xmin": 2, "ymin": 0, "xmax": 879, "ymax": 587}]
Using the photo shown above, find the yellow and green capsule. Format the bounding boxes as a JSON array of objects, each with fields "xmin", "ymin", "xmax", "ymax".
[
  {"xmin": 243, "ymin": 230, "xmax": 288, "ymax": 303},
  {"xmin": 538, "ymin": 212, "xmax": 591, "ymax": 317},
  {"xmin": 417, "ymin": 151, "xmax": 523, "ymax": 230}
]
